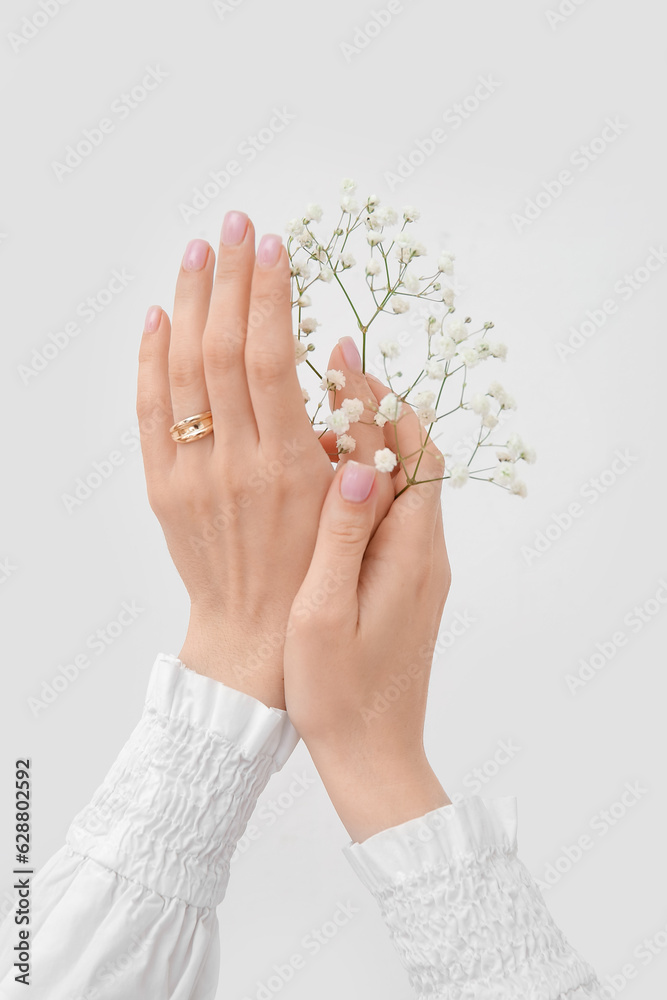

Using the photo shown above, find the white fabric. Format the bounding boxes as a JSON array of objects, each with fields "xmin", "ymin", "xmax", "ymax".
[
  {"xmin": 0, "ymin": 653, "xmax": 300, "ymax": 998},
  {"xmin": 343, "ymin": 797, "xmax": 604, "ymax": 999},
  {"xmin": 0, "ymin": 653, "xmax": 603, "ymax": 998}
]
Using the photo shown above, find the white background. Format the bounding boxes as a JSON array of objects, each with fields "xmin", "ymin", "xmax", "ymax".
[{"xmin": 1, "ymin": 0, "xmax": 665, "ymax": 997}]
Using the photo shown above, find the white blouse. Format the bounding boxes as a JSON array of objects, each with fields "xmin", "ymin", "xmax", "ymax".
[{"xmin": 0, "ymin": 653, "xmax": 604, "ymax": 998}]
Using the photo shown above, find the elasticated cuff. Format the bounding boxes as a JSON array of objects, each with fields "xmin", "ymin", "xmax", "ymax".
[
  {"xmin": 66, "ymin": 653, "xmax": 300, "ymax": 909},
  {"xmin": 148, "ymin": 652, "xmax": 301, "ymax": 767},
  {"xmin": 342, "ymin": 796, "xmax": 518, "ymax": 892}
]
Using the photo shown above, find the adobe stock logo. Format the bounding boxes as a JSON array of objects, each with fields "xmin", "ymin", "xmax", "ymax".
[
  {"xmin": 511, "ymin": 117, "xmax": 628, "ymax": 234},
  {"xmin": 7, "ymin": 0, "xmax": 73, "ymax": 54},
  {"xmin": 339, "ymin": 2, "xmax": 404, "ymax": 63}
]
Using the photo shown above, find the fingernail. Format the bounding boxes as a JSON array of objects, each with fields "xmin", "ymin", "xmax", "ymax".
[
  {"xmin": 340, "ymin": 461, "xmax": 376, "ymax": 503},
  {"xmin": 257, "ymin": 234, "xmax": 283, "ymax": 269},
  {"xmin": 339, "ymin": 336, "xmax": 362, "ymax": 372},
  {"xmin": 144, "ymin": 305, "xmax": 162, "ymax": 333},
  {"xmin": 222, "ymin": 210, "xmax": 249, "ymax": 246},
  {"xmin": 183, "ymin": 238, "xmax": 210, "ymax": 271}
]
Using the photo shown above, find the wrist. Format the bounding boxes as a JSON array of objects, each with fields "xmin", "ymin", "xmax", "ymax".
[
  {"xmin": 179, "ymin": 612, "xmax": 287, "ymax": 710},
  {"xmin": 309, "ymin": 744, "xmax": 450, "ymax": 843}
]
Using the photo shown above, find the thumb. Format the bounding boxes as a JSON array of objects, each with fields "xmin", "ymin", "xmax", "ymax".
[{"xmin": 300, "ymin": 460, "xmax": 379, "ymax": 617}]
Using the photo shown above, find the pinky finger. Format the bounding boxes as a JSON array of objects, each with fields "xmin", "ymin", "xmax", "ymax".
[
  {"xmin": 137, "ymin": 305, "xmax": 176, "ymax": 484},
  {"xmin": 316, "ymin": 428, "xmax": 340, "ymax": 463}
]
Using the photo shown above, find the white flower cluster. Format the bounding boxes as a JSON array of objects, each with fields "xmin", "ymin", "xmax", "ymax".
[{"xmin": 285, "ymin": 179, "xmax": 534, "ymax": 497}]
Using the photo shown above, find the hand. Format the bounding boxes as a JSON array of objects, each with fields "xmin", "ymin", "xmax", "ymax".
[
  {"xmin": 136, "ymin": 212, "xmax": 334, "ymax": 709},
  {"xmin": 284, "ymin": 375, "xmax": 452, "ymax": 841}
]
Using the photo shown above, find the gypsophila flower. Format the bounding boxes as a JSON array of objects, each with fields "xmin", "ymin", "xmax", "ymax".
[
  {"xmin": 326, "ymin": 409, "xmax": 350, "ymax": 434},
  {"xmin": 374, "ymin": 447, "xmax": 397, "ymax": 473},
  {"xmin": 417, "ymin": 406, "xmax": 437, "ymax": 425},
  {"xmin": 379, "ymin": 338, "xmax": 401, "ymax": 359},
  {"xmin": 507, "ymin": 433, "xmax": 536, "ymax": 463},
  {"xmin": 342, "ymin": 397, "xmax": 364, "ymax": 422},
  {"xmin": 494, "ymin": 461, "xmax": 516, "ymax": 487},
  {"xmin": 462, "ymin": 347, "xmax": 482, "ymax": 367},
  {"xmin": 294, "ymin": 337, "xmax": 309, "ymax": 365},
  {"xmin": 321, "ymin": 369, "xmax": 346, "ymax": 391},
  {"xmin": 287, "ymin": 218, "xmax": 308, "ymax": 240},
  {"xmin": 448, "ymin": 318, "xmax": 468, "ymax": 342},
  {"xmin": 401, "ymin": 271, "xmax": 421, "ymax": 293},
  {"xmin": 413, "ymin": 390, "xmax": 436, "ymax": 408},
  {"xmin": 449, "ymin": 465, "xmax": 470, "ymax": 488},
  {"xmin": 336, "ymin": 434, "xmax": 356, "ymax": 455},
  {"xmin": 378, "ymin": 393, "xmax": 403, "ymax": 422},
  {"xmin": 374, "ymin": 205, "xmax": 398, "ymax": 227},
  {"xmin": 340, "ymin": 195, "xmax": 358, "ymax": 214},
  {"xmin": 395, "ymin": 232, "xmax": 427, "ymax": 263},
  {"xmin": 488, "ymin": 381, "xmax": 516, "ymax": 409},
  {"xmin": 291, "ymin": 259, "xmax": 311, "ymax": 279},
  {"xmin": 426, "ymin": 360, "xmax": 446, "ymax": 379},
  {"xmin": 305, "ymin": 203, "xmax": 323, "ymax": 222},
  {"xmin": 299, "ymin": 317, "xmax": 319, "ymax": 334},
  {"xmin": 470, "ymin": 393, "xmax": 491, "ymax": 416},
  {"xmin": 438, "ymin": 251, "xmax": 456, "ymax": 275},
  {"xmin": 284, "ymin": 180, "xmax": 532, "ymax": 500},
  {"xmin": 431, "ymin": 335, "xmax": 457, "ymax": 360}
]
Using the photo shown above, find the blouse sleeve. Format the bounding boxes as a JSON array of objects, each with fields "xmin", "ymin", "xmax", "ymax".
[
  {"xmin": 342, "ymin": 796, "xmax": 605, "ymax": 999},
  {"xmin": 0, "ymin": 652, "xmax": 300, "ymax": 999}
]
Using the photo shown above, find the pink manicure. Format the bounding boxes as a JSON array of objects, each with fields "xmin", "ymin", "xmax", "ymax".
[
  {"xmin": 182, "ymin": 238, "xmax": 209, "ymax": 272},
  {"xmin": 340, "ymin": 461, "xmax": 376, "ymax": 503},
  {"xmin": 144, "ymin": 305, "xmax": 162, "ymax": 333},
  {"xmin": 339, "ymin": 336, "xmax": 362, "ymax": 372},
  {"xmin": 257, "ymin": 234, "xmax": 283, "ymax": 269},
  {"xmin": 222, "ymin": 211, "xmax": 249, "ymax": 246}
]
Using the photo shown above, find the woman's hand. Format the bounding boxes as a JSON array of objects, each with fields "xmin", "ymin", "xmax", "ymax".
[
  {"xmin": 284, "ymin": 375, "xmax": 452, "ymax": 841},
  {"xmin": 136, "ymin": 212, "xmax": 335, "ymax": 709}
]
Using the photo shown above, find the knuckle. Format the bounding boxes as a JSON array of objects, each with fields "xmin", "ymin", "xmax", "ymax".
[
  {"xmin": 147, "ymin": 490, "xmax": 164, "ymax": 519},
  {"xmin": 169, "ymin": 352, "xmax": 203, "ymax": 391},
  {"xmin": 202, "ymin": 329, "xmax": 243, "ymax": 372},
  {"xmin": 246, "ymin": 349, "xmax": 289, "ymax": 389},
  {"xmin": 136, "ymin": 388, "xmax": 154, "ymax": 422},
  {"xmin": 325, "ymin": 515, "xmax": 368, "ymax": 550},
  {"xmin": 247, "ymin": 287, "xmax": 289, "ymax": 331},
  {"xmin": 214, "ymin": 254, "xmax": 248, "ymax": 289}
]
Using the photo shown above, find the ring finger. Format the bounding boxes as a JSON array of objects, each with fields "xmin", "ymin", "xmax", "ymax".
[{"xmin": 168, "ymin": 238, "xmax": 215, "ymax": 453}]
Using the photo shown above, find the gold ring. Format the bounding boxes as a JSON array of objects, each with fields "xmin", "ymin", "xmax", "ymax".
[{"xmin": 169, "ymin": 410, "xmax": 213, "ymax": 443}]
